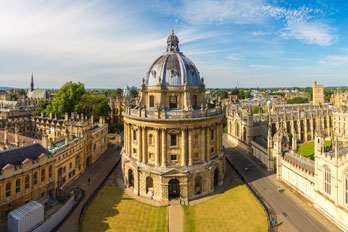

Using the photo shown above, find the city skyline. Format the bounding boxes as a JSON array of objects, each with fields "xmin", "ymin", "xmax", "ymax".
[{"xmin": 1, "ymin": 0, "xmax": 348, "ymax": 89}]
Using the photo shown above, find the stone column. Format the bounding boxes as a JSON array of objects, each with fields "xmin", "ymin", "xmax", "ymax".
[
  {"xmin": 128, "ymin": 125, "xmax": 132, "ymax": 156},
  {"xmin": 138, "ymin": 127, "xmax": 143, "ymax": 162},
  {"xmin": 142, "ymin": 127, "xmax": 147, "ymax": 163},
  {"xmin": 188, "ymin": 128, "xmax": 193, "ymax": 166},
  {"xmin": 156, "ymin": 128, "xmax": 160, "ymax": 166},
  {"xmin": 124, "ymin": 123, "xmax": 128, "ymax": 153},
  {"xmin": 181, "ymin": 128, "xmax": 187, "ymax": 166},
  {"xmin": 161, "ymin": 129, "xmax": 167, "ymax": 167},
  {"xmin": 201, "ymin": 126, "xmax": 206, "ymax": 161}
]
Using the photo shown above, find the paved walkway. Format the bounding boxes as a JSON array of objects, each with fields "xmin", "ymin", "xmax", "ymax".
[
  {"xmin": 168, "ymin": 200, "xmax": 183, "ymax": 232},
  {"xmin": 57, "ymin": 148, "xmax": 121, "ymax": 232},
  {"xmin": 224, "ymin": 137, "xmax": 342, "ymax": 232}
]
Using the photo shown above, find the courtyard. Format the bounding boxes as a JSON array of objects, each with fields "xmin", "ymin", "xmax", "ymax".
[
  {"xmin": 297, "ymin": 140, "xmax": 332, "ymax": 160},
  {"xmin": 183, "ymin": 184, "xmax": 268, "ymax": 232},
  {"xmin": 80, "ymin": 185, "xmax": 167, "ymax": 232}
]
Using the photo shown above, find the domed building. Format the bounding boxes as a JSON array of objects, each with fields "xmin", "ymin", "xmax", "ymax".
[{"xmin": 121, "ymin": 30, "xmax": 225, "ymax": 203}]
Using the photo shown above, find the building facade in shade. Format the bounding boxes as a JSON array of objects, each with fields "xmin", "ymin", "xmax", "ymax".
[
  {"xmin": 0, "ymin": 111, "xmax": 108, "ymax": 220},
  {"xmin": 121, "ymin": 30, "xmax": 225, "ymax": 202}
]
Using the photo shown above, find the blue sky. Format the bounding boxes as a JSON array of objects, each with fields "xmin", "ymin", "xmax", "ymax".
[{"xmin": 1, "ymin": 0, "xmax": 348, "ymax": 89}]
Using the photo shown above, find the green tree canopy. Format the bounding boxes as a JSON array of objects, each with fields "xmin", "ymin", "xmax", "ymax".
[
  {"xmin": 287, "ymin": 97, "xmax": 309, "ymax": 104},
  {"xmin": 34, "ymin": 99, "xmax": 50, "ymax": 116},
  {"xmin": 46, "ymin": 81, "xmax": 86, "ymax": 118},
  {"xmin": 130, "ymin": 88, "xmax": 138, "ymax": 98},
  {"xmin": 77, "ymin": 94, "xmax": 110, "ymax": 121}
]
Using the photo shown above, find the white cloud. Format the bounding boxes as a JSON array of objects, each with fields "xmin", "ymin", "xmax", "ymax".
[
  {"xmin": 176, "ymin": 0, "xmax": 334, "ymax": 46},
  {"xmin": 318, "ymin": 55, "xmax": 348, "ymax": 66},
  {"xmin": 227, "ymin": 55, "xmax": 241, "ymax": 60},
  {"xmin": 248, "ymin": 64, "xmax": 271, "ymax": 69}
]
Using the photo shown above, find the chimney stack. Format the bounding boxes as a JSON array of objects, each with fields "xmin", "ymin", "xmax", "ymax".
[
  {"xmin": 15, "ymin": 124, "xmax": 19, "ymax": 147},
  {"xmin": 49, "ymin": 112, "xmax": 52, "ymax": 119},
  {"xmin": 4, "ymin": 124, "xmax": 8, "ymax": 144},
  {"xmin": 65, "ymin": 112, "xmax": 69, "ymax": 121},
  {"xmin": 42, "ymin": 134, "xmax": 48, "ymax": 149}
]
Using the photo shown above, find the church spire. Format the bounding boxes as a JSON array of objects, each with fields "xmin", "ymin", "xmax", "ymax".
[{"xmin": 30, "ymin": 73, "xmax": 34, "ymax": 91}]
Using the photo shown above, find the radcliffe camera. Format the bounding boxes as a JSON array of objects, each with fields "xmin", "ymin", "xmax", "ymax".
[{"xmin": 0, "ymin": 1, "xmax": 347, "ymax": 232}]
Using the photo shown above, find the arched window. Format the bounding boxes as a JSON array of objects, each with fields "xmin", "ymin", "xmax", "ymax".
[
  {"xmin": 146, "ymin": 177, "xmax": 153, "ymax": 194},
  {"xmin": 33, "ymin": 172, "xmax": 38, "ymax": 186},
  {"xmin": 345, "ymin": 173, "xmax": 348, "ymax": 205},
  {"xmin": 41, "ymin": 169, "xmax": 45, "ymax": 183},
  {"xmin": 15, "ymin": 179, "xmax": 20, "ymax": 194},
  {"xmin": 49, "ymin": 165, "xmax": 53, "ymax": 178},
  {"xmin": 25, "ymin": 176, "xmax": 30, "ymax": 190},
  {"xmin": 195, "ymin": 176, "xmax": 202, "ymax": 195},
  {"xmin": 324, "ymin": 167, "xmax": 331, "ymax": 195},
  {"xmin": 6, "ymin": 182, "xmax": 11, "ymax": 198},
  {"xmin": 149, "ymin": 95, "xmax": 154, "ymax": 107}
]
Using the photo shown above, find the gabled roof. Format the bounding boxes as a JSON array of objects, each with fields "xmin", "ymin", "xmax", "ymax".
[
  {"xmin": 27, "ymin": 89, "xmax": 49, "ymax": 99},
  {"xmin": 0, "ymin": 143, "xmax": 50, "ymax": 170}
]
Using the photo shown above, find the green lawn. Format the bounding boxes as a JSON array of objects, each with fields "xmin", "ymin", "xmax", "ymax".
[
  {"xmin": 80, "ymin": 185, "xmax": 167, "ymax": 232},
  {"xmin": 183, "ymin": 184, "xmax": 268, "ymax": 232},
  {"xmin": 297, "ymin": 140, "xmax": 331, "ymax": 160}
]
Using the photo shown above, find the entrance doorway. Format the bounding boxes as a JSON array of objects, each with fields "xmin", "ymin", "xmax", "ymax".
[
  {"xmin": 86, "ymin": 157, "xmax": 91, "ymax": 166},
  {"xmin": 128, "ymin": 169, "xmax": 134, "ymax": 188},
  {"xmin": 214, "ymin": 168, "xmax": 219, "ymax": 187},
  {"xmin": 168, "ymin": 179, "xmax": 180, "ymax": 199}
]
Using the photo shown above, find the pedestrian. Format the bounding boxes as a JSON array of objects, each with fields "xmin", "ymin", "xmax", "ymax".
[{"xmin": 88, "ymin": 177, "xmax": 91, "ymax": 185}]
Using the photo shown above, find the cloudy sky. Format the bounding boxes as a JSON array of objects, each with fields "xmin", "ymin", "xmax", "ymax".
[{"xmin": 1, "ymin": 0, "xmax": 348, "ymax": 89}]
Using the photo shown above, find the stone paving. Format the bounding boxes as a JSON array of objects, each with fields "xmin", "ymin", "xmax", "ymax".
[
  {"xmin": 57, "ymin": 147, "xmax": 121, "ymax": 232},
  {"xmin": 168, "ymin": 200, "xmax": 183, "ymax": 232}
]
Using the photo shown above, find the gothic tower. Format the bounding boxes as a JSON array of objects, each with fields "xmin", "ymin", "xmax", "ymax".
[{"xmin": 30, "ymin": 73, "xmax": 34, "ymax": 91}]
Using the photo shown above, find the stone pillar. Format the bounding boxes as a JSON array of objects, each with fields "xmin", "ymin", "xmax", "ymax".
[
  {"xmin": 188, "ymin": 128, "xmax": 193, "ymax": 166},
  {"xmin": 128, "ymin": 125, "xmax": 132, "ymax": 155},
  {"xmin": 181, "ymin": 128, "xmax": 187, "ymax": 166},
  {"xmin": 201, "ymin": 126, "xmax": 206, "ymax": 161},
  {"xmin": 161, "ymin": 128, "xmax": 167, "ymax": 167},
  {"xmin": 156, "ymin": 129, "xmax": 160, "ymax": 166},
  {"xmin": 124, "ymin": 123, "xmax": 128, "ymax": 153},
  {"xmin": 142, "ymin": 127, "xmax": 147, "ymax": 163},
  {"xmin": 138, "ymin": 127, "xmax": 143, "ymax": 162}
]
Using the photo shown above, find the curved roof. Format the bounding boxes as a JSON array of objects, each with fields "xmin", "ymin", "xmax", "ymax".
[{"xmin": 145, "ymin": 30, "xmax": 201, "ymax": 87}]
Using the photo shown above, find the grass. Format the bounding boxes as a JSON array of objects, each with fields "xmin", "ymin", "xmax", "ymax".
[
  {"xmin": 297, "ymin": 140, "xmax": 331, "ymax": 160},
  {"xmin": 80, "ymin": 185, "xmax": 167, "ymax": 232},
  {"xmin": 183, "ymin": 184, "xmax": 268, "ymax": 232}
]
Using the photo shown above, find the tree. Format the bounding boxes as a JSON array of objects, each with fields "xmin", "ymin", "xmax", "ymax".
[
  {"xmin": 216, "ymin": 90, "xmax": 228, "ymax": 99},
  {"xmin": 287, "ymin": 97, "xmax": 308, "ymax": 104},
  {"xmin": 33, "ymin": 99, "xmax": 50, "ymax": 116},
  {"xmin": 111, "ymin": 88, "xmax": 123, "ymax": 98},
  {"xmin": 77, "ymin": 94, "xmax": 110, "ymax": 121},
  {"xmin": 46, "ymin": 82, "xmax": 86, "ymax": 118},
  {"xmin": 130, "ymin": 88, "xmax": 138, "ymax": 98},
  {"xmin": 10, "ymin": 93, "xmax": 18, "ymax": 100}
]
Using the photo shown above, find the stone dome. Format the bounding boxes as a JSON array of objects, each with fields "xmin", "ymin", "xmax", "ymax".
[{"xmin": 145, "ymin": 30, "xmax": 201, "ymax": 86}]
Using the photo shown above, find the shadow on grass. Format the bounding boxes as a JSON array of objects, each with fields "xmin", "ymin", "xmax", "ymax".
[{"xmin": 80, "ymin": 185, "xmax": 123, "ymax": 232}]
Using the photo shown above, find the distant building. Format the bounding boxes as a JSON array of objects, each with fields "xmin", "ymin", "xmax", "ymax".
[
  {"xmin": 312, "ymin": 81, "xmax": 324, "ymax": 106},
  {"xmin": 26, "ymin": 74, "xmax": 49, "ymax": 99}
]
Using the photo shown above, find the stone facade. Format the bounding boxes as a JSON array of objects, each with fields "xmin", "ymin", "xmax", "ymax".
[
  {"xmin": 0, "ymin": 112, "xmax": 108, "ymax": 220},
  {"xmin": 226, "ymin": 99, "xmax": 348, "ymax": 230},
  {"xmin": 122, "ymin": 31, "xmax": 225, "ymax": 203},
  {"xmin": 313, "ymin": 81, "xmax": 324, "ymax": 106}
]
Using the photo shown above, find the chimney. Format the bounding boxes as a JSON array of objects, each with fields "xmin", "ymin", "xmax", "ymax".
[
  {"xmin": 81, "ymin": 113, "xmax": 84, "ymax": 121},
  {"xmin": 49, "ymin": 112, "xmax": 52, "ymax": 119},
  {"xmin": 15, "ymin": 125, "xmax": 19, "ymax": 147},
  {"xmin": 65, "ymin": 112, "xmax": 69, "ymax": 121},
  {"xmin": 65, "ymin": 133, "xmax": 69, "ymax": 145},
  {"xmin": 4, "ymin": 125, "xmax": 8, "ymax": 144},
  {"xmin": 90, "ymin": 115, "xmax": 94, "ymax": 124},
  {"xmin": 41, "ymin": 111, "xmax": 44, "ymax": 118},
  {"xmin": 99, "ymin": 116, "xmax": 103, "ymax": 126},
  {"xmin": 42, "ymin": 134, "xmax": 48, "ymax": 149}
]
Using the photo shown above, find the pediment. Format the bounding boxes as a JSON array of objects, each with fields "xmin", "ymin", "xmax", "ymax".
[{"xmin": 160, "ymin": 168, "xmax": 188, "ymax": 176}]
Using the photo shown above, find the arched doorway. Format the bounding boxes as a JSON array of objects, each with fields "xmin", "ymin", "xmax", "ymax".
[
  {"xmin": 168, "ymin": 179, "xmax": 180, "ymax": 199},
  {"xmin": 86, "ymin": 157, "xmax": 91, "ymax": 166},
  {"xmin": 146, "ymin": 177, "xmax": 153, "ymax": 194},
  {"xmin": 214, "ymin": 168, "xmax": 219, "ymax": 187},
  {"xmin": 128, "ymin": 169, "xmax": 134, "ymax": 188},
  {"xmin": 195, "ymin": 176, "xmax": 202, "ymax": 195}
]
